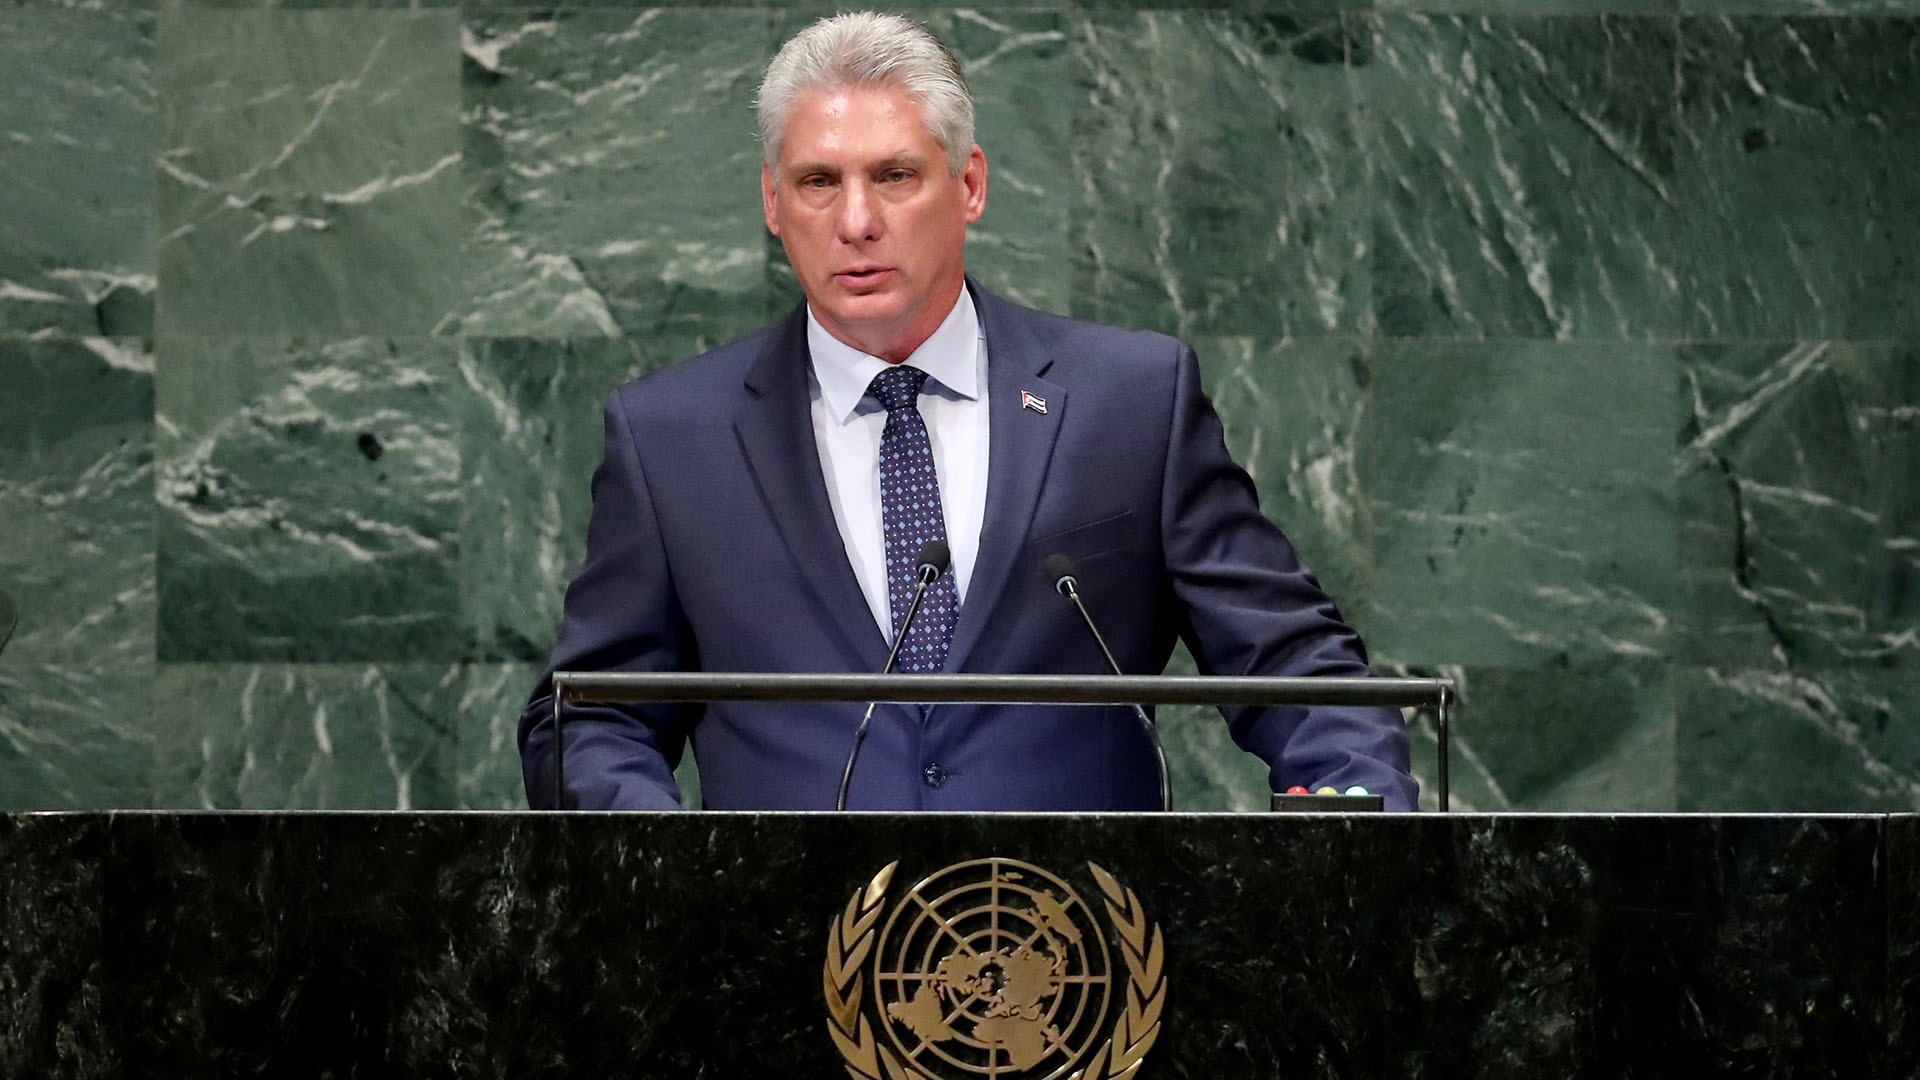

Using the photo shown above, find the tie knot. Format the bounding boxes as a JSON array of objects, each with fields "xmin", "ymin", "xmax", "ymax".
[{"xmin": 867, "ymin": 365, "xmax": 930, "ymax": 414}]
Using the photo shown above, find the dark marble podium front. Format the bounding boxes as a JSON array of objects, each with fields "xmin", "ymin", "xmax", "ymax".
[{"xmin": 2, "ymin": 812, "xmax": 1913, "ymax": 1078}]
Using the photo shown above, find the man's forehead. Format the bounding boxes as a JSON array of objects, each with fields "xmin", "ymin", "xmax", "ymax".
[{"xmin": 776, "ymin": 85, "xmax": 942, "ymax": 169}]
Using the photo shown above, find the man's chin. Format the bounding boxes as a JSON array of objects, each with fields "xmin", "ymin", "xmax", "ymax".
[{"xmin": 814, "ymin": 294, "xmax": 907, "ymax": 335}]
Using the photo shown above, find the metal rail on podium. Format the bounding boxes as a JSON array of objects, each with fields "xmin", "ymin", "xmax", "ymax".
[{"xmin": 549, "ymin": 672, "xmax": 1456, "ymax": 810}]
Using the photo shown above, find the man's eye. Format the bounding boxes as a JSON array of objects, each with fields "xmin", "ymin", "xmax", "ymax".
[
  {"xmin": 800, "ymin": 175, "xmax": 832, "ymax": 189},
  {"xmin": 881, "ymin": 169, "xmax": 911, "ymax": 183}
]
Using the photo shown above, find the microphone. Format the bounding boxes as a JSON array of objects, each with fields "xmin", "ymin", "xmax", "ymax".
[
  {"xmin": 835, "ymin": 539, "xmax": 951, "ymax": 810},
  {"xmin": 1043, "ymin": 553, "xmax": 1172, "ymax": 811}
]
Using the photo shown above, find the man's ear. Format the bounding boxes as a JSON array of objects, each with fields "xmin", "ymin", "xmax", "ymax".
[
  {"xmin": 761, "ymin": 161, "xmax": 781, "ymax": 236},
  {"xmin": 962, "ymin": 145, "xmax": 987, "ymax": 224}
]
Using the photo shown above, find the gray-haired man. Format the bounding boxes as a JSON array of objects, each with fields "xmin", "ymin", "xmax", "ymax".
[{"xmin": 519, "ymin": 13, "xmax": 1418, "ymax": 812}]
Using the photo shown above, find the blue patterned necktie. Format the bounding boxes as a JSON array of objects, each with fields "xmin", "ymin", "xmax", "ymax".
[{"xmin": 868, "ymin": 365, "xmax": 958, "ymax": 673}]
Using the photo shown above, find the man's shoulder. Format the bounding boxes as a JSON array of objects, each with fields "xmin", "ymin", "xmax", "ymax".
[{"xmin": 606, "ymin": 316, "xmax": 794, "ymax": 418}]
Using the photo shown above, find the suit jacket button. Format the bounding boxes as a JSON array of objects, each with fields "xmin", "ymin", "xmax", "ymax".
[{"xmin": 922, "ymin": 763, "xmax": 947, "ymax": 788}]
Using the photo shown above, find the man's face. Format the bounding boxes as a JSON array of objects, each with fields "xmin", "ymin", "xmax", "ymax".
[{"xmin": 762, "ymin": 82, "xmax": 987, "ymax": 363}]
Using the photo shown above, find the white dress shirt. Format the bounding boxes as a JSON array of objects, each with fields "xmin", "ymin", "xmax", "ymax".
[{"xmin": 807, "ymin": 290, "xmax": 990, "ymax": 640}]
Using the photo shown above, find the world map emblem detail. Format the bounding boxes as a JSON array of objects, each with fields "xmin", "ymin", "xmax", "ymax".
[{"xmin": 824, "ymin": 858, "xmax": 1166, "ymax": 1080}]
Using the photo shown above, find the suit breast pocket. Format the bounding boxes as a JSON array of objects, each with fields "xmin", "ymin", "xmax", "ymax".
[{"xmin": 1027, "ymin": 511, "xmax": 1136, "ymax": 572}]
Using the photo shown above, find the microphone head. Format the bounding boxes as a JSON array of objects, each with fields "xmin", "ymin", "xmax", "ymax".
[
  {"xmin": 916, "ymin": 539, "xmax": 951, "ymax": 578},
  {"xmin": 1042, "ymin": 553, "xmax": 1079, "ymax": 595}
]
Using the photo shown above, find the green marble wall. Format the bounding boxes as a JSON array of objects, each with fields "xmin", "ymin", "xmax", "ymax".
[{"xmin": 1, "ymin": 0, "xmax": 1914, "ymax": 812}]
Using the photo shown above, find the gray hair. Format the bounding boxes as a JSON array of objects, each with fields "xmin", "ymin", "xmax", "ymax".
[{"xmin": 757, "ymin": 12, "xmax": 974, "ymax": 178}]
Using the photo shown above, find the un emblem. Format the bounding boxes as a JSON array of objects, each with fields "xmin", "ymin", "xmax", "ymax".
[{"xmin": 824, "ymin": 858, "xmax": 1166, "ymax": 1080}]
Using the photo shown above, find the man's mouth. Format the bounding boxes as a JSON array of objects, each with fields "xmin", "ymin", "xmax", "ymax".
[{"xmin": 837, "ymin": 266, "xmax": 892, "ymax": 282}]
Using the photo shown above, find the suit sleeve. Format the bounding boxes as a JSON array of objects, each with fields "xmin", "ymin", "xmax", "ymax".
[
  {"xmin": 1158, "ymin": 341, "xmax": 1419, "ymax": 810},
  {"xmin": 517, "ymin": 390, "xmax": 697, "ymax": 810}
]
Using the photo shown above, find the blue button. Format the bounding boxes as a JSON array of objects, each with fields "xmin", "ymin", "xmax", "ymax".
[{"xmin": 923, "ymin": 764, "xmax": 947, "ymax": 788}]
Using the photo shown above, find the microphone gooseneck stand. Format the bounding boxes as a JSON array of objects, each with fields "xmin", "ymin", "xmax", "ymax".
[
  {"xmin": 835, "ymin": 540, "xmax": 951, "ymax": 811},
  {"xmin": 1043, "ymin": 554, "xmax": 1173, "ymax": 812}
]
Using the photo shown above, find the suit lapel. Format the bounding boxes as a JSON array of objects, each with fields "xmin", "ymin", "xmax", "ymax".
[
  {"xmin": 734, "ymin": 309, "xmax": 890, "ymax": 672},
  {"xmin": 946, "ymin": 284, "xmax": 1066, "ymax": 672}
]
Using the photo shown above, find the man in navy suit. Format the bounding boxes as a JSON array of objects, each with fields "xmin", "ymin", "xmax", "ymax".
[{"xmin": 518, "ymin": 12, "xmax": 1416, "ymax": 811}]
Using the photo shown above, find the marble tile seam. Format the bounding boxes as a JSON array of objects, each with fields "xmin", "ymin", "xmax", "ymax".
[
  {"xmin": 84, "ymin": 332, "xmax": 1920, "ymax": 352},
  {"xmin": 142, "ymin": 332, "xmax": 466, "ymax": 343},
  {"xmin": 1368, "ymin": 333, "xmax": 1920, "ymax": 347},
  {"xmin": 441, "ymin": 3, "xmax": 1380, "ymax": 12},
  {"xmin": 0, "ymin": 4, "xmax": 1855, "ymax": 15},
  {"xmin": 121, "ymin": 329, "xmax": 1920, "ymax": 349},
  {"xmin": 1367, "ymin": 7, "xmax": 1920, "ymax": 16},
  {"xmin": 109, "ymin": 328, "xmax": 1920, "ymax": 347},
  {"xmin": 96, "ymin": 3, "xmax": 1907, "ymax": 20},
  {"xmin": 14, "ymin": 7, "xmax": 1914, "ymax": 33},
  {"xmin": 47, "ymin": 7, "xmax": 1901, "ymax": 35},
  {"xmin": 5, "ymin": 808, "xmax": 1911, "ymax": 819},
  {"xmin": 1671, "ymin": 8, "xmax": 1920, "ymax": 16}
]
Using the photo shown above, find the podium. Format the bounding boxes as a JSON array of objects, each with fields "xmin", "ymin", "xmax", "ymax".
[{"xmin": 1, "ymin": 811, "xmax": 1910, "ymax": 1076}]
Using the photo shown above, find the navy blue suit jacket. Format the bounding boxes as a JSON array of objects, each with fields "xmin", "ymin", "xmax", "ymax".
[{"xmin": 518, "ymin": 282, "xmax": 1415, "ymax": 811}]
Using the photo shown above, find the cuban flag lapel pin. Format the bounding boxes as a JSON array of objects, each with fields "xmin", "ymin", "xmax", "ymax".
[{"xmin": 1020, "ymin": 389, "xmax": 1048, "ymax": 415}]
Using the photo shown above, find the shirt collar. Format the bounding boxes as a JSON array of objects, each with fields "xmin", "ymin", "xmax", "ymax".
[{"xmin": 807, "ymin": 287, "xmax": 982, "ymax": 424}]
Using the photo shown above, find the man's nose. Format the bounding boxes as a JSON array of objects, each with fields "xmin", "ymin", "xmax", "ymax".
[{"xmin": 835, "ymin": 180, "xmax": 880, "ymax": 243}]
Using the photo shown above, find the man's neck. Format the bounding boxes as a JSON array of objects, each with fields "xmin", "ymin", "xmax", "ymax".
[
  {"xmin": 811, "ymin": 277, "xmax": 967, "ymax": 364},
  {"xmin": 805, "ymin": 286, "xmax": 980, "ymax": 424}
]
